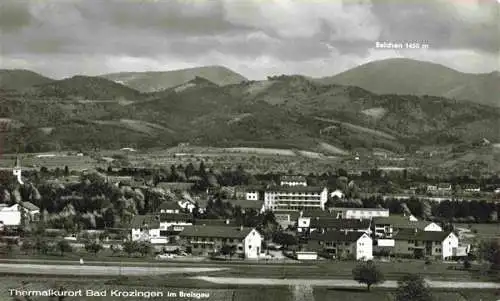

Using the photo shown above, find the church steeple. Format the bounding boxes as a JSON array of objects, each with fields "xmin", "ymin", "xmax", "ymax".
[{"xmin": 14, "ymin": 155, "xmax": 20, "ymax": 168}]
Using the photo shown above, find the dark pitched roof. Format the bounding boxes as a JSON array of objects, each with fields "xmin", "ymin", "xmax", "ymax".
[
  {"xmin": 274, "ymin": 211, "xmax": 301, "ymax": 220},
  {"xmin": 280, "ymin": 175, "xmax": 307, "ymax": 182},
  {"xmin": 373, "ymin": 215, "xmax": 434, "ymax": 230},
  {"xmin": 159, "ymin": 213, "xmax": 192, "ymax": 222},
  {"xmin": 301, "ymin": 209, "xmax": 335, "ymax": 218},
  {"xmin": 309, "ymin": 230, "xmax": 367, "ymax": 242},
  {"xmin": 329, "ymin": 207, "xmax": 388, "ymax": 212},
  {"xmin": 267, "ymin": 186, "xmax": 325, "ymax": 193},
  {"xmin": 180, "ymin": 225, "xmax": 255, "ymax": 239},
  {"xmin": 156, "ymin": 182, "xmax": 194, "ymax": 190},
  {"xmin": 309, "ymin": 218, "xmax": 370, "ymax": 229},
  {"xmin": 194, "ymin": 219, "xmax": 237, "ymax": 226},
  {"xmin": 21, "ymin": 202, "xmax": 39, "ymax": 211},
  {"xmin": 394, "ymin": 229, "xmax": 454, "ymax": 242},
  {"xmin": 223, "ymin": 199, "xmax": 264, "ymax": 210},
  {"xmin": 130, "ymin": 215, "xmax": 160, "ymax": 229},
  {"xmin": 158, "ymin": 201, "xmax": 182, "ymax": 211}
]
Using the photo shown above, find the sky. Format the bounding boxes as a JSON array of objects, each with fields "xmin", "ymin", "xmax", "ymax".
[{"xmin": 0, "ymin": 0, "xmax": 499, "ymax": 80}]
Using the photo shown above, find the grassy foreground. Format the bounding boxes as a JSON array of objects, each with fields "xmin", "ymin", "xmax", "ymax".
[{"xmin": 1, "ymin": 275, "xmax": 499, "ymax": 301}]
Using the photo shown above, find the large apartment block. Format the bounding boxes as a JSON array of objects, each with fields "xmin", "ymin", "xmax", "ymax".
[{"xmin": 264, "ymin": 186, "xmax": 328, "ymax": 211}]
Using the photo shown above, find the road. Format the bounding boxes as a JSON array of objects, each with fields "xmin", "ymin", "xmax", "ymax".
[{"xmin": 194, "ymin": 276, "xmax": 500, "ymax": 289}]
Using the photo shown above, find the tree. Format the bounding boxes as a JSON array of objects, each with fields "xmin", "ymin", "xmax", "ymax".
[
  {"xmin": 272, "ymin": 232, "xmax": 298, "ymax": 249},
  {"xmin": 64, "ymin": 165, "xmax": 69, "ymax": 177},
  {"xmin": 122, "ymin": 240, "xmax": 139, "ymax": 257},
  {"xmin": 478, "ymin": 239, "xmax": 500, "ymax": 270},
  {"xmin": 84, "ymin": 241, "xmax": 103, "ymax": 255},
  {"xmin": 35, "ymin": 238, "xmax": 50, "ymax": 255},
  {"xmin": 56, "ymin": 239, "xmax": 72, "ymax": 256},
  {"xmin": 352, "ymin": 261, "xmax": 385, "ymax": 291},
  {"xmin": 137, "ymin": 241, "xmax": 153, "ymax": 257},
  {"xmin": 395, "ymin": 274, "xmax": 433, "ymax": 301},
  {"xmin": 220, "ymin": 244, "xmax": 237, "ymax": 258},
  {"xmin": 110, "ymin": 244, "xmax": 121, "ymax": 256}
]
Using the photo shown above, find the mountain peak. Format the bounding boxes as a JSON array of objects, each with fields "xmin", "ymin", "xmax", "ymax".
[
  {"xmin": 318, "ymin": 58, "xmax": 500, "ymax": 108},
  {"xmin": 101, "ymin": 65, "xmax": 247, "ymax": 92}
]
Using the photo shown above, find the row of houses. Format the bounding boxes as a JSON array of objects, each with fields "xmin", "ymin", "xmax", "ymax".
[{"xmin": 129, "ymin": 196, "xmax": 468, "ymax": 261}]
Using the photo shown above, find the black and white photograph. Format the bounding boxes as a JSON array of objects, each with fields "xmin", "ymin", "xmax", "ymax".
[{"xmin": 0, "ymin": 0, "xmax": 499, "ymax": 300}]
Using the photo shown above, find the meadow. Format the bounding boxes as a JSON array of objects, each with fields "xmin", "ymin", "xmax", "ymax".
[{"xmin": 1, "ymin": 275, "xmax": 498, "ymax": 301}]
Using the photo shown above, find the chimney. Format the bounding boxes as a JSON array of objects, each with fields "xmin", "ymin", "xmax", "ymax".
[
  {"xmin": 240, "ymin": 225, "xmax": 243, "ymax": 231},
  {"xmin": 414, "ymin": 228, "xmax": 418, "ymax": 233},
  {"xmin": 299, "ymin": 210, "xmax": 303, "ymax": 217},
  {"xmin": 225, "ymin": 219, "xmax": 230, "ymax": 225}
]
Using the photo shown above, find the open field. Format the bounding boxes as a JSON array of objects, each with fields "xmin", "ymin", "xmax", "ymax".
[
  {"xmin": 223, "ymin": 147, "xmax": 297, "ymax": 156},
  {"xmin": 456, "ymin": 223, "xmax": 500, "ymax": 239},
  {"xmin": 1, "ymin": 255, "xmax": 497, "ymax": 282},
  {"xmin": 0, "ymin": 153, "xmax": 100, "ymax": 171},
  {"xmin": 314, "ymin": 117, "xmax": 397, "ymax": 141}
]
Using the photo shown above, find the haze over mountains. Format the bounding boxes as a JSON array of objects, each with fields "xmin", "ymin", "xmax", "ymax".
[{"xmin": 0, "ymin": 58, "xmax": 498, "ymax": 168}]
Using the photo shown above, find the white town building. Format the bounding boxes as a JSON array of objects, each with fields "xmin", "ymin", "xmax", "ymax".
[
  {"xmin": 263, "ymin": 186, "xmax": 328, "ymax": 211},
  {"xmin": 0, "ymin": 202, "xmax": 40, "ymax": 227}
]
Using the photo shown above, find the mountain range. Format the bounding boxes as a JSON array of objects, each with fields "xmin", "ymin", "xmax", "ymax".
[{"xmin": 0, "ymin": 59, "xmax": 498, "ymax": 171}]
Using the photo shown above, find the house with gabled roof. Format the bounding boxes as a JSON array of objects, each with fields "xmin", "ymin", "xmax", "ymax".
[
  {"xmin": 0, "ymin": 202, "xmax": 40, "ymax": 227},
  {"xmin": 130, "ymin": 215, "xmax": 161, "ymax": 242},
  {"xmin": 373, "ymin": 215, "xmax": 442, "ymax": 238},
  {"xmin": 393, "ymin": 229, "xmax": 459, "ymax": 260},
  {"xmin": 298, "ymin": 217, "xmax": 371, "ymax": 235},
  {"xmin": 223, "ymin": 199, "xmax": 264, "ymax": 213},
  {"xmin": 179, "ymin": 225, "xmax": 262, "ymax": 259},
  {"xmin": 307, "ymin": 230, "xmax": 373, "ymax": 260},
  {"xmin": 131, "ymin": 213, "xmax": 193, "ymax": 242},
  {"xmin": 158, "ymin": 201, "xmax": 182, "ymax": 214},
  {"xmin": 328, "ymin": 207, "xmax": 389, "ymax": 220},
  {"xmin": 280, "ymin": 175, "xmax": 307, "ymax": 187}
]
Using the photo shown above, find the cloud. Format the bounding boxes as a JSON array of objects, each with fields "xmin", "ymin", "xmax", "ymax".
[
  {"xmin": 0, "ymin": 0, "xmax": 498, "ymax": 79},
  {"xmin": 0, "ymin": 1, "xmax": 33, "ymax": 32}
]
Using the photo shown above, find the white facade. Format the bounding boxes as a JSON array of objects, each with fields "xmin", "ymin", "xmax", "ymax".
[
  {"xmin": 356, "ymin": 233, "xmax": 373, "ymax": 261},
  {"xmin": 346, "ymin": 208, "xmax": 389, "ymax": 219},
  {"xmin": 376, "ymin": 239, "xmax": 395, "ymax": 247},
  {"xmin": 178, "ymin": 200, "xmax": 196, "ymax": 213},
  {"xmin": 243, "ymin": 228, "xmax": 263, "ymax": 259},
  {"xmin": 296, "ymin": 251, "xmax": 318, "ymax": 260},
  {"xmin": 423, "ymin": 222, "xmax": 443, "ymax": 232},
  {"xmin": 159, "ymin": 220, "xmax": 193, "ymax": 233},
  {"xmin": 329, "ymin": 189, "xmax": 345, "ymax": 199},
  {"xmin": 246, "ymin": 191, "xmax": 260, "ymax": 201},
  {"xmin": 131, "ymin": 228, "xmax": 161, "ymax": 241},
  {"xmin": 280, "ymin": 180, "xmax": 307, "ymax": 187},
  {"xmin": 264, "ymin": 188, "xmax": 328, "ymax": 211},
  {"xmin": 442, "ymin": 233, "xmax": 459, "ymax": 260},
  {"xmin": 0, "ymin": 204, "xmax": 39, "ymax": 226},
  {"xmin": 329, "ymin": 207, "xmax": 389, "ymax": 219}
]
